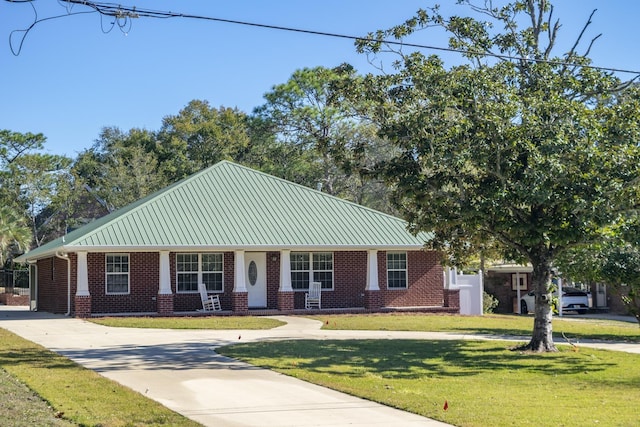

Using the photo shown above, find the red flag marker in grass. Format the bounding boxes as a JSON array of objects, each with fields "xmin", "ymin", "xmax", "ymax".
[{"xmin": 443, "ymin": 400, "xmax": 449, "ymax": 411}]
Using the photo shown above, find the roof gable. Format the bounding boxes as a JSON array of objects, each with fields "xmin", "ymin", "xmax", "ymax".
[{"xmin": 17, "ymin": 161, "xmax": 431, "ymax": 260}]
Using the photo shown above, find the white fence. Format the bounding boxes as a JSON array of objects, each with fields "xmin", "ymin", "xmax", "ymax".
[{"xmin": 445, "ymin": 268, "xmax": 484, "ymax": 315}]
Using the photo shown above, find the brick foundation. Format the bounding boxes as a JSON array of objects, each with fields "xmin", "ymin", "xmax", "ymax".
[
  {"xmin": 0, "ymin": 293, "xmax": 29, "ymax": 306},
  {"xmin": 74, "ymin": 295, "xmax": 92, "ymax": 318},
  {"xmin": 232, "ymin": 292, "xmax": 249, "ymax": 313},
  {"xmin": 364, "ymin": 290, "xmax": 382, "ymax": 310},
  {"xmin": 157, "ymin": 293, "xmax": 174, "ymax": 315},
  {"xmin": 277, "ymin": 291, "xmax": 295, "ymax": 311},
  {"xmin": 444, "ymin": 289, "xmax": 460, "ymax": 309}
]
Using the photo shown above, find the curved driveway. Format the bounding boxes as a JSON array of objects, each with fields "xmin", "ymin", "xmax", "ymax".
[{"xmin": 1, "ymin": 307, "xmax": 638, "ymax": 426}]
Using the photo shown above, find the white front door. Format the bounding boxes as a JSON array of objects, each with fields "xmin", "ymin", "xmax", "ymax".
[{"xmin": 245, "ymin": 252, "xmax": 267, "ymax": 308}]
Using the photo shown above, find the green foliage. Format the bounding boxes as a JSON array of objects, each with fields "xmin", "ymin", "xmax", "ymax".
[
  {"xmin": 255, "ymin": 66, "xmax": 396, "ymax": 213},
  {"xmin": 1, "ymin": 153, "xmax": 72, "ymax": 246},
  {"xmin": 158, "ymin": 100, "xmax": 252, "ymax": 181},
  {"xmin": 556, "ymin": 216, "xmax": 640, "ymax": 324},
  {"xmin": 73, "ymin": 126, "xmax": 166, "ymax": 211},
  {"xmin": 0, "ymin": 129, "xmax": 45, "ymax": 166},
  {"xmin": 0, "ymin": 206, "xmax": 31, "ymax": 266},
  {"xmin": 483, "ymin": 291, "xmax": 499, "ymax": 314},
  {"xmin": 353, "ymin": 0, "xmax": 640, "ymax": 350}
]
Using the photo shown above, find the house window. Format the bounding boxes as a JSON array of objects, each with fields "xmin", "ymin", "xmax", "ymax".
[
  {"xmin": 387, "ymin": 252, "xmax": 407, "ymax": 289},
  {"xmin": 290, "ymin": 252, "xmax": 333, "ymax": 290},
  {"xmin": 176, "ymin": 253, "xmax": 223, "ymax": 293},
  {"xmin": 106, "ymin": 254, "xmax": 129, "ymax": 294},
  {"xmin": 511, "ymin": 273, "xmax": 528, "ymax": 291}
]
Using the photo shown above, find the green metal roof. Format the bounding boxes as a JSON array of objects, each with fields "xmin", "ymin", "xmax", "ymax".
[{"xmin": 16, "ymin": 161, "xmax": 432, "ymax": 261}]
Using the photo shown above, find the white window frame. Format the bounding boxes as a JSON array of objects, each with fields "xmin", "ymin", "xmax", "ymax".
[
  {"xmin": 105, "ymin": 253, "xmax": 130, "ymax": 295},
  {"xmin": 387, "ymin": 252, "xmax": 408, "ymax": 289},
  {"xmin": 290, "ymin": 252, "xmax": 334, "ymax": 291},
  {"xmin": 176, "ymin": 253, "xmax": 224, "ymax": 293},
  {"xmin": 511, "ymin": 273, "xmax": 528, "ymax": 291}
]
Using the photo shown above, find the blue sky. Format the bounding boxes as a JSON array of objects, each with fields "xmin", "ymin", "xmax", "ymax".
[{"xmin": 2, "ymin": 1, "xmax": 639, "ymax": 158}]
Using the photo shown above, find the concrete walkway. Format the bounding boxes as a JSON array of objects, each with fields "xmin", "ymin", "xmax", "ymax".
[{"xmin": 2, "ymin": 307, "xmax": 639, "ymax": 426}]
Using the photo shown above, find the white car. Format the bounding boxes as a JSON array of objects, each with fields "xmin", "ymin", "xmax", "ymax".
[{"xmin": 520, "ymin": 287, "xmax": 589, "ymax": 315}]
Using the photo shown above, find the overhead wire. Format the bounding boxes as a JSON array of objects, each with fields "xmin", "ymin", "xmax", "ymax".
[{"xmin": 5, "ymin": 0, "xmax": 640, "ymax": 78}]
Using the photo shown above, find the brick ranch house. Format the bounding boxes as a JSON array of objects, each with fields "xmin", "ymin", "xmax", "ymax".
[{"xmin": 15, "ymin": 161, "xmax": 459, "ymax": 317}]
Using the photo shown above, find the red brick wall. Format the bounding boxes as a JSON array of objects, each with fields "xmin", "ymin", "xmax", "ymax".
[
  {"xmin": 88, "ymin": 252, "xmax": 159, "ymax": 314},
  {"xmin": 331, "ymin": 251, "xmax": 367, "ymax": 308},
  {"xmin": 292, "ymin": 251, "xmax": 367, "ymax": 309},
  {"xmin": 0, "ymin": 294, "xmax": 29, "ymax": 305},
  {"xmin": 378, "ymin": 251, "xmax": 444, "ymax": 307},
  {"xmin": 34, "ymin": 249, "xmax": 445, "ymax": 314},
  {"xmin": 292, "ymin": 250, "xmax": 442, "ymax": 309},
  {"xmin": 36, "ymin": 256, "xmax": 70, "ymax": 314}
]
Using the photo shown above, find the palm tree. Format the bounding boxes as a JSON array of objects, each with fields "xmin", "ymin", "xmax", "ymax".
[{"xmin": 0, "ymin": 206, "xmax": 31, "ymax": 267}]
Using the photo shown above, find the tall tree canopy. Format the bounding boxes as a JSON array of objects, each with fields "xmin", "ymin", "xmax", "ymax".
[
  {"xmin": 256, "ymin": 66, "xmax": 396, "ymax": 212},
  {"xmin": 355, "ymin": 0, "xmax": 640, "ymax": 351},
  {"xmin": 158, "ymin": 100, "xmax": 252, "ymax": 181},
  {"xmin": 0, "ymin": 131, "xmax": 71, "ymax": 248},
  {"xmin": 74, "ymin": 127, "xmax": 165, "ymax": 211},
  {"xmin": 0, "ymin": 130, "xmax": 45, "ymax": 166}
]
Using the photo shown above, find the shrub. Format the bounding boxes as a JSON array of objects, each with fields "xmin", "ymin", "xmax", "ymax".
[{"xmin": 483, "ymin": 291, "xmax": 499, "ymax": 314}]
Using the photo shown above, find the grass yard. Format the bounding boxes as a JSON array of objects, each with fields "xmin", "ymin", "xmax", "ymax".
[
  {"xmin": 0, "ymin": 368, "xmax": 75, "ymax": 427},
  {"xmin": 310, "ymin": 313, "xmax": 640, "ymax": 342},
  {"xmin": 0, "ymin": 328, "xmax": 201, "ymax": 427},
  {"xmin": 90, "ymin": 316, "xmax": 285, "ymax": 329},
  {"xmin": 218, "ymin": 338, "xmax": 640, "ymax": 427}
]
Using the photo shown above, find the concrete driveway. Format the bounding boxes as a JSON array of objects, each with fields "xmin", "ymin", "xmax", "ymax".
[{"xmin": 0, "ymin": 307, "xmax": 451, "ymax": 427}]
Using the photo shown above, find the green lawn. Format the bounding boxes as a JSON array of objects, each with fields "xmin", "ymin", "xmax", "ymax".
[
  {"xmin": 311, "ymin": 313, "xmax": 640, "ymax": 342},
  {"xmin": 4, "ymin": 313, "xmax": 637, "ymax": 426},
  {"xmin": 0, "ymin": 328, "xmax": 201, "ymax": 427},
  {"xmin": 0, "ymin": 368, "xmax": 76, "ymax": 427},
  {"xmin": 219, "ymin": 338, "xmax": 640, "ymax": 427},
  {"xmin": 89, "ymin": 315, "xmax": 285, "ymax": 329}
]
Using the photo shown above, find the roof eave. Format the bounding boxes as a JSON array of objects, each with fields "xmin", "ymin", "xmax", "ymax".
[{"xmin": 59, "ymin": 243, "xmax": 429, "ymax": 253}]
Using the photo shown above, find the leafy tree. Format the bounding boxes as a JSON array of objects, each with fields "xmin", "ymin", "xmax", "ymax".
[
  {"xmin": 0, "ymin": 130, "xmax": 74, "ymax": 250},
  {"xmin": 158, "ymin": 100, "xmax": 251, "ymax": 181},
  {"xmin": 74, "ymin": 127, "xmax": 165, "ymax": 211},
  {"xmin": 256, "ymin": 66, "xmax": 396, "ymax": 212},
  {"xmin": 0, "ymin": 206, "xmax": 31, "ymax": 267},
  {"xmin": 557, "ymin": 218, "xmax": 640, "ymax": 325},
  {"xmin": 2, "ymin": 153, "xmax": 72, "ymax": 246},
  {"xmin": 355, "ymin": 0, "xmax": 640, "ymax": 351},
  {"xmin": 599, "ymin": 243, "xmax": 640, "ymax": 325},
  {"xmin": 0, "ymin": 130, "xmax": 46, "ymax": 166}
]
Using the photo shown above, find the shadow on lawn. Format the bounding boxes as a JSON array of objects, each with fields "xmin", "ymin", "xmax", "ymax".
[
  {"xmin": 446, "ymin": 326, "xmax": 640, "ymax": 344},
  {"xmin": 220, "ymin": 339, "xmax": 615, "ymax": 379}
]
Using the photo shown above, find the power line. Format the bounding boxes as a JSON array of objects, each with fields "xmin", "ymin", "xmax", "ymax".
[{"xmin": 8, "ymin": 0, "xmax": 640, "ymax": 77}]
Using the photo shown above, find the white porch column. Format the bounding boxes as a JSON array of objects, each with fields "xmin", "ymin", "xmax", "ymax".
[
  {"xmin": 159, "ymin": 251, "xmax": 172, "ymax": 295},
  {"xmin": 234, "ymin": 250, "xmax": 247, "ymax": 292},
  {"xmin": 365, "ymin": 250, "xmax": 380, "ymax": 291},
  {"xmin": 279, "ymin": 249, "xmax": 292, "ymax": 292},
  {"xmin": 76, "ymin": 251, "xmax": 90, "ymax": 296}
]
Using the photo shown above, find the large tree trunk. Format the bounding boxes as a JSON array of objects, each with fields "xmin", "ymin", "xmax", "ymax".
[{"xmin": 518, "ymin": 255, "xmax": 558, "ymax": 352}]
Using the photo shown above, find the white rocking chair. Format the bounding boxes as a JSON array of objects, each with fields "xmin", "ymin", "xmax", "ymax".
[
  {"xmin": 305, "ymin": 281, "xmax": 322, "ymax": 309},
  {"xmin": 198, "ymin": 282, "xmax": 222, "ymax": 312}
]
